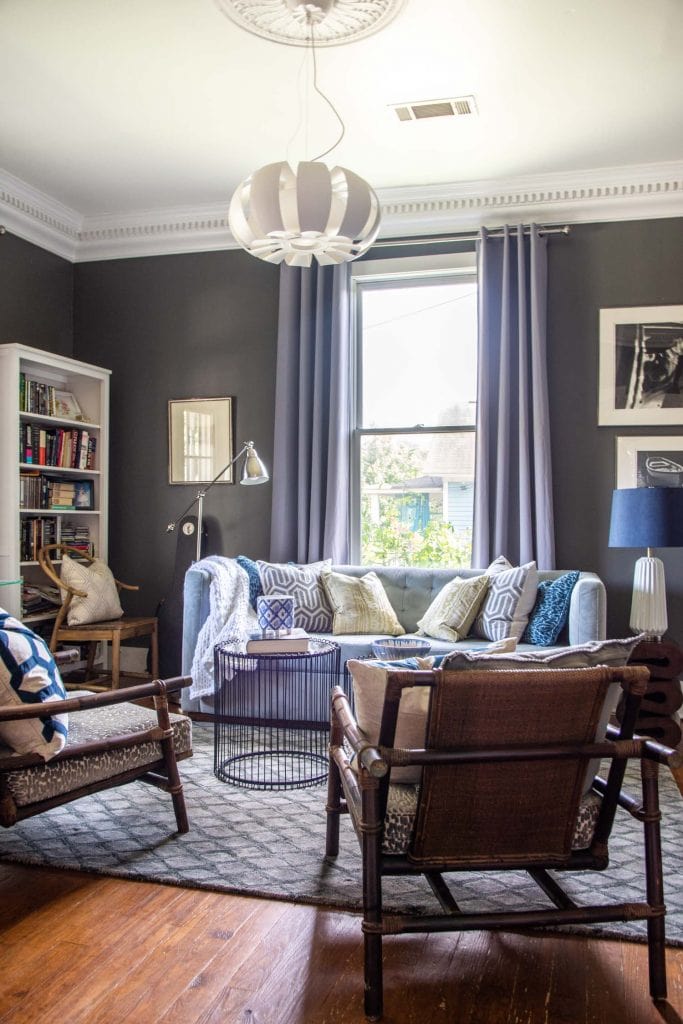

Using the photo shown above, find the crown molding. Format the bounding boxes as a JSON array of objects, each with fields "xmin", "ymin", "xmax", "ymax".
[{"xmin": 1, "ymin": 160, "xmax": 682, "ymax": 263}]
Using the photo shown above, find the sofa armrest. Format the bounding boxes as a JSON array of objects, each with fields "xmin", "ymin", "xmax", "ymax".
[{"xmin": 567, "ymin": 573, "xmax": 606, "ymax": 646}]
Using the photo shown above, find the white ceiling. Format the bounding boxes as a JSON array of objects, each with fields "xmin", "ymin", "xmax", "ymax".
[{"xmin": 2, "ymin": 0, "xmax": 682, "ymax": 223}]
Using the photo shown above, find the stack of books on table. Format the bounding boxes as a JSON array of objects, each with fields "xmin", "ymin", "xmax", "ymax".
[{"xmin": 246, "ymin": 628, "xmax": 311, "ymax": 654}]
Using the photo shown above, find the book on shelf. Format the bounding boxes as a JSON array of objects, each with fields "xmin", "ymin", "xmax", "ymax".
[{"xmin": 246, "ymin": 628, "xmax": 311, "ymax": 653}]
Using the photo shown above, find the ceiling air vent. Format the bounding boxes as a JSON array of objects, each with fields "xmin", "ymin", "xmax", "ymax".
[{"xmin": 391, "ymin": 95, "xmax": 478, "ymax": 122}]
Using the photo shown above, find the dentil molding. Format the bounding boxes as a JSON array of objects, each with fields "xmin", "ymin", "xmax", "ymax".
[{"xmin": 1, "ymin": 161, "xmax": 682, "ymax": 263}]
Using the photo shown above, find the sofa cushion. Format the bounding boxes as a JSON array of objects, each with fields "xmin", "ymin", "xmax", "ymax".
[
  {"xmin": 257, "ymin": 559, "xmax": 333, "ymax": 633},
  {"xmin": 417, "ymin": 574, "xmax": 490, "ymax": 642},
  {"xmin": 0, "ymin": 610, "xmax": 68, "ymax": 759},
  {"xmin": 322, "ymin": 570, "xmax": 405, "ymax": 636},
  {"xmin": 473, "ymin": 557, "xmax": 538, "ymax": 641},
  {"xmin": 2, "ymin": 697, "xmax": 192, "ymax": 807},
  {"xmin": 60, "ymin": 554, "xmax": 124, "ymax": 626},
  {"xmin": 523, "ymin": 571, "xmax": 581, "ymax": 646}
]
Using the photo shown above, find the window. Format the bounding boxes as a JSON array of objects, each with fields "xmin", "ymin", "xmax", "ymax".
[{"xmin": 351, "ymin": 254, "xmax": 477, "ymax": 568}]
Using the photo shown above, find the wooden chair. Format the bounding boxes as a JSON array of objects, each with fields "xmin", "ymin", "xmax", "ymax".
[
  {"xmin": 326, "ymin": 664, "xmax": 669, "ymax": 1021},
  {"xmin": 0, "ymin": 661, "xmax": 192, "ymax": 833},
  {"xmin": 38, "ymin": 543, "xmax": 159, "ymax": 691}
]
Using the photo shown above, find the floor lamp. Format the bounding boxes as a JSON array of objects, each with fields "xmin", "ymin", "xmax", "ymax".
[
  {"xmin": 166, "ymin": 441, "xmax": 269, "ymax": 562},
  {"xmin": 608, "ymin": 486, "xmax": 683, "ymax": 639}
]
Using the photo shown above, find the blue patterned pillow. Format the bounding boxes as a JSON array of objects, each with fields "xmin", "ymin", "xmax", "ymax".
[
  {"xmin": 0, "ymin": 609, "xmax": 68, "ymax": 758},
  {"xmin": 236, "ymin": 555, "xmax": 263, "ymax": 611},
  {"xmin": 522, "ymin": 571, "xmax": 580, "ymax": 646},
  {"xmin": 256, "ymin": 559, "xmax": 333, "ymax": 633}
]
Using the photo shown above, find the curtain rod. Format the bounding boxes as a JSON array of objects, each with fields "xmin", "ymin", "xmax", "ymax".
[{"xmin": 371, "ymin": 225, "xmax": 570, "ymax": 249}]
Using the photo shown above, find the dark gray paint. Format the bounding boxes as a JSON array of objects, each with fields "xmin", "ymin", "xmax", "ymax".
[
  {"xmin": 0, "ymin": 231, "xmax": 73, "ymax": 355},
  {"xmin": 547, "ymin": 217, "xmax": 683, "ymax": 642},
  {"xmin": 73, "ymin": 250, "xmax": 279, "ymax": 623},
  {"xmin": 6, "ymin": 217, "xmax": 683, "ymax": 656}
]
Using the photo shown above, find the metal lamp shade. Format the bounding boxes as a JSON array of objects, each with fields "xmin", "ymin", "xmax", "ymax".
[
  {"xmin": 240, "ymin": 443, "xmax": 269, "ymax": 485},
  {"xmin": 609, "ymin": 487, "xmax": 683, "ymax": 638},
  {"xmin": 228, "ymin": 160, "xmax": 381, "ymax": 267}
]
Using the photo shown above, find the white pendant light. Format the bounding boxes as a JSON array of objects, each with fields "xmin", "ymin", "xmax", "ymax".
[{"xmin": 223, "ymin": 0, "xmax": 390, "ymax": 267}]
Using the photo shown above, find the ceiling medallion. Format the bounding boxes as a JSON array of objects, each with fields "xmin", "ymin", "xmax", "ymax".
[{"xmin": 214, "ymin": 0, "xmax": 405, "ymax": 47}]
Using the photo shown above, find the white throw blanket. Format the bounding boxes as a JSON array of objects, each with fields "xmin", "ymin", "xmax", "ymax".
[{"xmin": 189, "ymin": 555, "xmax": 257, "ymax": 700}]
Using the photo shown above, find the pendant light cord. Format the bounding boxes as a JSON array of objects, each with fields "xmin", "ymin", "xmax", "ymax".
[{"xmin": 308, "ymin": 17, "xmax": 345, "ymax": 162}]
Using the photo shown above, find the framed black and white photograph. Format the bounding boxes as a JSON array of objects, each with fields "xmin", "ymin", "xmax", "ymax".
[
  {"xmin": 615, "ymin": 435, "xmax": 683, "ymax": 489},
  {"xmin": 168, "ymin": 397, "xmax": 234, "ymax": 485},
  {"xmin": 598, "ymin": 306, "xmax": 683, "ymax": 425}
]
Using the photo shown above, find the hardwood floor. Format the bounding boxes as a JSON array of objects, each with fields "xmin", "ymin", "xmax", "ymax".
[{"xmin": 0, "ymin": 862, "xmax": 682, "ymax": 1024}]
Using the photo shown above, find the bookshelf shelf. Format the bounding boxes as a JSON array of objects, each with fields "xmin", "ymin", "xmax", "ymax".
[{"xmin": 0, "ymin": 343, "xmax": 111, "ymax": 623}]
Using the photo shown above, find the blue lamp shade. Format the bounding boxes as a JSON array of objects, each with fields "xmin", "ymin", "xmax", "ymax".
[
  {"xmin": 608, "ymin": 487, "xmax": 683, "ymax": 638},
  {"xmin": 608, "ymin": 487, "xmax": 683, "ymax": 549}
]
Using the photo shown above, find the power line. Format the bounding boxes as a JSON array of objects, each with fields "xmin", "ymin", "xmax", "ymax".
[{"xmin": 363, "ymin": 289, "xmax": 477, "ymax": 332}]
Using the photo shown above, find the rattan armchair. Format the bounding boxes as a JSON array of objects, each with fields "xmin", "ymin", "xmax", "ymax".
[
  {"xmin": 0, "ymin": 670, "xmax": 192, "ymax": 833},
  {"xmin": 38, "ymin": 543, "xmax": 158, "ymax": 691},
  {"xmin": 326, "ymin": 664, "xmax": 669, "ymax": 1021}
]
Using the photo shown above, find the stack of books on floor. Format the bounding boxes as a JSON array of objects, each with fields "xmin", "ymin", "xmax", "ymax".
[{"xmin": 246, "ymin": 628, "xmax": 311, "ymax": 653}]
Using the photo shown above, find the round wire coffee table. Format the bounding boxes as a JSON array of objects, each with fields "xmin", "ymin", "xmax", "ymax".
[{"xmin": 213, "ymin": 637, "xmax": 340, "ymax": 790}]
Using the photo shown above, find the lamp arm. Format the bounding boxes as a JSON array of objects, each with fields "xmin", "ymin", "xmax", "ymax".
[{"xmin": 165, "ymin": 442, "xmax": 252, "ymax": 535}]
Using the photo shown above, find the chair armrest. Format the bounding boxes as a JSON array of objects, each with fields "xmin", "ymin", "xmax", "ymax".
[
  {"xmin": 331, "ymin": 686, "xmax": 387, "ymax": 778},
  {"xmin": 0, "ymin": 676, "xmax": 191, "ymax": 723}
]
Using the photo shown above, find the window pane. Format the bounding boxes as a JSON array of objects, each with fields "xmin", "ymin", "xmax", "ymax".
[
  {"xmin": 361, "ymin": 280, "xmax": 477, "ymax": 428},
  {"xmin": 360, "ymin": 432, "xmax": 474, "ymax": 568}
]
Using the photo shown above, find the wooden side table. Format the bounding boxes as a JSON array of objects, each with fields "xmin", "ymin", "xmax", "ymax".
[{"xmin": 620, "ymin": 638, "xmax": 683, "ymax": 749}]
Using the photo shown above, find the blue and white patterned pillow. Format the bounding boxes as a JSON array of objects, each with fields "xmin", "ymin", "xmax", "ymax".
[
  {"xmin": 523, "ymin": 571, "xmax": 580, "ymax": 645},
  {"xmin": 256, "ymin": 559, "xmax": 333, "ymax": 633},
  {"xmin": 0, "ymin": 609, "xmax": 68, "ymax": 759},
  {"xmin": 236, "ymin": 555, "xmax": 263, "ymax": 611},
  {"xmin": 473, "ymin": 558, "xmax": 538, "ymax": 641}
]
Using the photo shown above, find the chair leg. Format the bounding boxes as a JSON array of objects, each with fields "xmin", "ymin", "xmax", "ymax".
[
  {"xmin": 325, "ymin": 756, "xmax": 342, "ymax": 857},
  {"xmin": 362, "ymin": 784, "xmax": 384, "ymax": 1021},
  {"xmin": 111, "ymin": 634, "xmax": 121, "ymax": 689},
  {"xmin": 150, "ymin": 620, "xmax": 159, "ymax": 680},
  {"xmin": 642, "ymin": 759, "xmax": 668, "ymax": 1001},
  {"xmin": 85, "ymin": 642, "xmax": 97, "ymax": 680},
  {"xmin": 154, "ymin": 691, "xmax": 189, "ymax": 834}
]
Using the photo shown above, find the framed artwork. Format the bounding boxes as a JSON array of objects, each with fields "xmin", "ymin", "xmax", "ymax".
[
  {"xmin": 616, "ymin": 435, "xmax": 683, "ymax": 489},
  {"xmin": 73, "ymin": 480, "xmax": 94, "ymax": 510},
  {"xmin": 54, "ymin": 390, "xmax": 83, "ymax": 421},
  {"xmin": 168, "ymin": 397, "xmax": 234, "ymax": 485},
  {"xmin": 598, "ymin": 305, "xmax": 683, "ymax": 426}
]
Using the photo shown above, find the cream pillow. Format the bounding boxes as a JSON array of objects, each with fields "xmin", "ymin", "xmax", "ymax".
[
  {"xmin": 61, "ymin": 554, "xmax": 124, "ymax": 626},
  {"xmin": 417, "ymin": 574, "xmax": 490, "ymax": 642},
  {"xmin": 321, "ymin": 570, "xmax": 404, "ymax": 636}
]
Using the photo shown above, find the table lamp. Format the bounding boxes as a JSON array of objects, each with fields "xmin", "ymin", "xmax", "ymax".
[
  {"xmin": 608, "ymin": 486, "xmax": 683, "ymax": 638},
  {"xmin": 166, "ymin": 441, "xmax": 268, "ymax": 562}
]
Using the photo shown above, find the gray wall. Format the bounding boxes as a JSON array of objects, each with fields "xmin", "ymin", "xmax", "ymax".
[
  {"xmin": 547, "ymin": 217, "xmax": 683, "ymax": 641},
  {"xmin": 73, "ymin": 250, "xmax": 279, "ymax": 620},
  {"xmin": 5, "ymin": 216, "xmax": 683, "ymax": 649},
  {"xmin": 0, "ymin": 231, "xmax": 73, "ymax": 355}
]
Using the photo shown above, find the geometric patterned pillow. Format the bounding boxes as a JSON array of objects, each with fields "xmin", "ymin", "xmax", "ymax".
[
  {"xmin": 523, "ymin": 571, "xmax": 581, "ymax": 645},
  {"xmin": 0, "ymin": 609, "xmax": 68, "ymax": 759},
  {"xmin": 60, "ymin": 554, "xmax": 124, "ymax": 626},
  {"xmin": 473, "ymin": 558, "xmax": 538, "ymax": 641},
  {"xmin": 256, "ymin": 559, "xmax": 333, "ymax": 633}
]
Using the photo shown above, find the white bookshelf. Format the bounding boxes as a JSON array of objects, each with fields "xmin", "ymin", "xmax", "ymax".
[{"xmin": 0, "ymin": 343, "xmax": 110, "ymax": 623}]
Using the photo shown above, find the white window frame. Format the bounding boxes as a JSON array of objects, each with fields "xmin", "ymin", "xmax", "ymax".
[{"xmin": 349, "ymin": 251, "xmax": 478, "ymax": 562}]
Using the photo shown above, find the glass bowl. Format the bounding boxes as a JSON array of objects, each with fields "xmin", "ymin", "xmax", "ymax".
[{"xmin": 371, "ymin": 637, "xmax": 432, "ymax": 661}]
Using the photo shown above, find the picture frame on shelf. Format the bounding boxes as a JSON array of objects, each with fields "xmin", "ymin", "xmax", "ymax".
[
  {"xmin": 616, "ymin": 435, "xmax": 683, "ymax": 489},
  {"xmin": 598, "ymin": 305, "xmax": 683, "ymax": 426},
  {"xmin": 73, "ymin": 480, "xmax": 94, "ymax": 510},
  {"xmin": 54, "ymin": 390, "xmax": 83, "ymax": 421},
  {"xmin": 168, "ymin": 397, "xmax": 234, "ymax": 485}
]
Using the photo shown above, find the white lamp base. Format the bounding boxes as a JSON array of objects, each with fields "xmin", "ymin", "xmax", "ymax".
[{"xmin": 630, "ymin": 555, "xmax": 667, "ymax": 638}]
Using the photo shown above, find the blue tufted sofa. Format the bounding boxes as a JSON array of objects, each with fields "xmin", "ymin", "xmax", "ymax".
[{"xmin": 181, "ymin": 562, "xmax": 606, "ymax": 712}]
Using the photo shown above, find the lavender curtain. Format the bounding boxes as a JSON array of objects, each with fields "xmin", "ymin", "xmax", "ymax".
[
  {"xmin": 472, "ymin": 224, "xmax": 555, "ymax": 569},
  {"xmin": 269, "ymin": 262, "xmax": 351, "ymax": 563}
]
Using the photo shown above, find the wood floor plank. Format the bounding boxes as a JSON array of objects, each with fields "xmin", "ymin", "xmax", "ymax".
[{"xmin": 0, "ymin": 863, "xmax": 682, "ymax": 1024}]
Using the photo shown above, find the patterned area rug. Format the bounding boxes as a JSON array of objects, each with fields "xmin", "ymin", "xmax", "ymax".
[{"xmin": 1, "ymin": 725, "xmax": 681, "ymax": 945}]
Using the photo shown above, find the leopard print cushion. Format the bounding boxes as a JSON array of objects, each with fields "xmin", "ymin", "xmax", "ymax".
[
  {"xmin": 2, "ymin": 699, "xmax": 192, "ymax": 808},
  {"xmin": 378, "ymin": 785, "xmax": 603, "ymax": 855}
]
